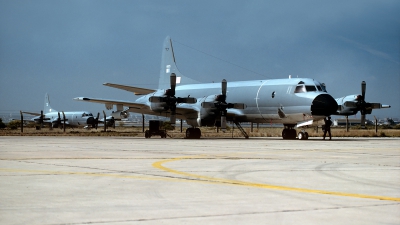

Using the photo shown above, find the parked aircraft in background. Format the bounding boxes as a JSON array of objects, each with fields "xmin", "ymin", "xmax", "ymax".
[
  {"xmin": 23, "ymin": 93, "xmax": 99, "ymax": 129},
  {"xmin": 74, "ymin": 36, "xmax": 390, "ymax": 139}
]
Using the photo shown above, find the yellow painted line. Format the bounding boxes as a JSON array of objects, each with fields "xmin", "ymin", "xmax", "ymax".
[{"xmin": 152, "ymin": 156, "xmax": 400, "ymax": 202}]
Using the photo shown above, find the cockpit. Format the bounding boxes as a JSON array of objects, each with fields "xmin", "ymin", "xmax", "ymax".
[
  {"xmin": 82, "ymin": 113, "xmax": 93, "ymax": 117},
  {"xmin": 294, "ymin": 81, "xmax": 327, "ymax": 93}
]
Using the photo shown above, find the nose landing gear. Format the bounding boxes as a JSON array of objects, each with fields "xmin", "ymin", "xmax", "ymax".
[
  {"xmin": 297, "ymin": 130, "xmax": 309, "ymax": 140},
  {"xmin": 282, "ymin": 125, "xmax": 309, "ymax": 140}
]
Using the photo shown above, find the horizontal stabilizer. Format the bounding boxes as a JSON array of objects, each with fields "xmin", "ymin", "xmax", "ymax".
[
  {"xmin": 103, "ymin": 83, "xmax": 155, "ymax": 95},
  {"xmin": 22, "ymin": 111, "xmax": 41, "ymax": 116}
]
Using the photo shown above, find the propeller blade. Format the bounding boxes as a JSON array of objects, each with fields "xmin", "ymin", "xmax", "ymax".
[
  {"xmin": 369, "ymin": 103, "xmax": 382, "ymax": 109},
  {"xmin": 232, "ymin": 103, "xmax": 246, "ymax": 109},
  {"xmin": 58, "ymin": 112, "xmax": 62, "ymax": 129},
  {"xmin": 149, "ymin": 96, "xmax": 164, "ymax": 103},
  {"xmin": 361, "ymin": 114, "xmax": 366, "ymax": 128},
  {"xmin": 221, "ymin": 114, "xmax": 227, "ymax": 132},
  {"xmin": 170, "ymin": 73, "xmax": 176, "ymax": 96},
  {"xmin": 344, "ymin": 101, "xmax": 357, "ymax": 108},
  {"xmin": 40, "ymin": 110, "xmax": 44, "ymax": 129},
  {"xmin": 222, "ymin": 79, "xmax": 227, "ymax": 96},
  {"xmin": 96, "ymin": 112, "xmax": 100, "ymax": 129},
  {"xmin": 361, "ymin": 81, "xmax": 366, "ymax": 100},
  {"xmin": 201, "ymin": 102, "xmax": 215, "ymax": 108},
  {"xmin": 170, "ymin": 112, "xmax": 176, "ymax": 124},
  {"xmin": 103, "ymin": 110, "xmax": 107, "ymax": 131},
  {"xmin": 177, "ymin": 97, "xmax": 197, "ymax": 104}
]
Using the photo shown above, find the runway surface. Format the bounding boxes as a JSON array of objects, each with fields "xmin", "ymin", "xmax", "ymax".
[{"xmin": 0, "ymin": 136, "xmax": 399, "ymax": 224}]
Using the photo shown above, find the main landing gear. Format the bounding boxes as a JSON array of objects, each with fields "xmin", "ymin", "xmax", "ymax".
[
  {"xmin": 186, "ymin": 127, "xmax": 201, "ymax": 139},
  {"xmin": 281, "ymin": 124, "xmax": 308, "ymax": 140}
]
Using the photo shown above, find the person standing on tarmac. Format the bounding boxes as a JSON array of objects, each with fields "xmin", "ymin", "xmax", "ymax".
[{"xmin": 323, "ymin": 116, "xmax": 332, "ymax": 140}]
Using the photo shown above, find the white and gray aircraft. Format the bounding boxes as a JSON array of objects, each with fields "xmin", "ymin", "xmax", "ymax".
[
  {"xmin": 23, "ymin": 93, "xmax": 99, "ymax": 129},
  {"xmin": 74, "ymin": 36, "xmax": 390, "ymax": 139}
]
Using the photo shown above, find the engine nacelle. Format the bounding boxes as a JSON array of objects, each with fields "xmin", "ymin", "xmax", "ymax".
[
  {"xmin": 335, "ymin": 95, "xmax": 359, "ymax": 115},
  {"xmin": 111, "ymin": 111, "xmax": 129, "ymax": 119}
]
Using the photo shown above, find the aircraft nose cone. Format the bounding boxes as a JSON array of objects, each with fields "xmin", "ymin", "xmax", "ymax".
[
  {"xmin": 86, "ymin": 117, "xmax": 95, "ymax": 125},
  {"xmin": 311, "ymin": 94, "xmax": 338, "ymax": 116}
]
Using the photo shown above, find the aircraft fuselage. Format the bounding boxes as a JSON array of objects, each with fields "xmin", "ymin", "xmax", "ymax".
[{"xmin": 134, "ymin": 77, "xmax": 338, "ymax": 127}]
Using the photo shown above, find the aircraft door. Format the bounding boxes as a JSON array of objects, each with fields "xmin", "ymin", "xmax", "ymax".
[
  {"xmin": 255, "ymin": 81, "xmax": 280, "ymax": 121},
  {"xmin": 255, "ymin": 81, "xmax": 269, "ymax": 119}
]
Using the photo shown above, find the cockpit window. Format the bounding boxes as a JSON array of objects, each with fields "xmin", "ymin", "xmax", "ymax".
[
  {"xmin": 295, "ymin": 84, "xmax": 306, "ymax": 93},
  {"xmin": 295, "ymin": 81, "xmax": 320, "ymax": 93},
  {"xmin": 321, "ymin": 83, "xmax": 327, "ymax": 92},
  {"xmin": 294, "ymin": 81, "xmax": 305, "ymax": 93},
  {"xmin": 314, "ymin": 81, "xmax": 327, "ymax": 92},
  {"xmin": 306, "ymin": 85, "xmax": 317, "ymax": 92}
]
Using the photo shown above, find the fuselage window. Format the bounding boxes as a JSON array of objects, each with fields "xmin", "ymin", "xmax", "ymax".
[{"xmin": 272, "ymin": 91, "xmax": 276, "ymax": 98}]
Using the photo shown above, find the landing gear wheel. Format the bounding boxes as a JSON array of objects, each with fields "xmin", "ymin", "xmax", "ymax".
[
  {"xmin": 282, "ymin": 129, "xmax": 289, "ymax": 139},
  {"xmin": 186, "ymin": 128, "xmax": 201, "ymax": 139},
  {"xmin": 186, "ymin": 128, "xmax": 192, "ymax": 139},
  {"xmin": 290, "ymin": 129, "xmax": 296, "ymax": 139},
  {"xmin": 298, "ymin": 131, "xmax": 309, "ymax": 140},
  {"xmin": 298, "ymin": 132, "xmax": 304, "ymax": 140},
  {"xmin": 145, "ymin": 130, "xmax": 150, "ymax": 138},
  {"xmin": 282, "ymin": 128, "xmax": 297, "ymax": 139},
  {"xmin": 194, "ymin": 128, "xmax": 201, "ymax": 139}
]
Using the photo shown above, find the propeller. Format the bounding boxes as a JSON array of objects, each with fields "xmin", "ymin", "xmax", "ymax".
[
  {"xmin": 55, "ymin": 112, "xmax": 62, "ymax": 129},
  {"xmin": 219, "ymin": 79, "xmax": 228, "ymax": 131},
  {"xmin": 343, "ymin": 81, "xmax": 388, "ymax": 128},
  {"xmin": 202, "ymin": 79, "xmax": 246, "ymax": 132},
  {"xmin": 358, "ymin": 81, "xmax": 368, "ymax": 128},
  {"xmin": 149, "ymin": 73, "xmax": 196, "ymax": 124},
  {"xmin": 39, "ymin": 110, "xmax": 44, "ymax": 129}
]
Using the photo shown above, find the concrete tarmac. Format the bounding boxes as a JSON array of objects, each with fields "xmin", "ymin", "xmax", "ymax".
[{"xmin": 0, "ymin": 136, "xmax": 399, "ymax": 225}]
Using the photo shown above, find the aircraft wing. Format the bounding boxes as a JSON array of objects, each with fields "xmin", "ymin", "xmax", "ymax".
[
  {"xmin": 74, "ymin": 97, "xmax": 147, "ymax": 110},
  {"xmin": 103, "ymin": 83, "xmax": 156, "ymax": 95}
]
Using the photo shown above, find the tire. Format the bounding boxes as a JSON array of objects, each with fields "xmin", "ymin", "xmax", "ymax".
[
  {"xmin": 194, "ymin": 128, "xmax": 201, "ymax": 139},
  {"xmin": 186, "ymin": 128, "xmax": 193, "ymax": 139},
  {"xmin": 290, "ymin": 129, "xmax": 297, "ymax": 139},
  {"xmin": 282, "ymin": 129, "xmax": 288, "ymax": 139},
  {"xmin": 298, "ymin": 132, "xmax": 304, "ymax": 140}
]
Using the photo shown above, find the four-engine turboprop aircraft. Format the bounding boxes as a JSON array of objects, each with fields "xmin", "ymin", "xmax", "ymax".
[
  {"xmin": 74, "ymin": 36, "xmax": 390, "ymax": 139},
  {"xmin": 23, "ymin": 93, "xmax": 100, "ymax": 129}
]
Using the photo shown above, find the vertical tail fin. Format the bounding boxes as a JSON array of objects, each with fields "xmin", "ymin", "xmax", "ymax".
[
  {"xmin": 158, "ymin": 36, "xmax": 199, "ymax": 89},
  {"xmin": 44, "ymin": 93, "xmax": 57, "ymax": 114}
]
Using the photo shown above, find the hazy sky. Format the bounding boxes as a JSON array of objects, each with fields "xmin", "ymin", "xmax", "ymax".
[{"xmin": 1, "ymin": 0, "xmax": 399, "ymax": 120}]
